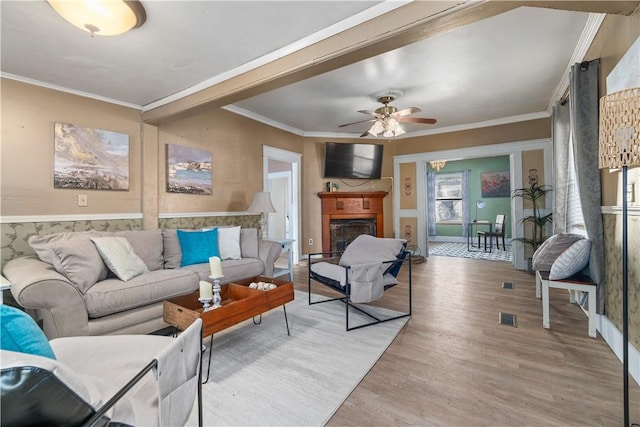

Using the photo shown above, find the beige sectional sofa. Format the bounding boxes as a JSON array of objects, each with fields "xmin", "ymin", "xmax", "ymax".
[{"xmin": 2, "ymin": 228, "xmax": 282, "ymax": 339}]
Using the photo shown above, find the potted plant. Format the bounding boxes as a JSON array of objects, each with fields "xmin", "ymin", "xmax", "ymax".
[{"xmin": 511, "ymin": 183, "xmax": 553, "ymax": 270}]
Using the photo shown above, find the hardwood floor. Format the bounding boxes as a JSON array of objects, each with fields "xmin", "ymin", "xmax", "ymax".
[{"xmin": 292, "ymin": 255, "xmax": 640, "ymax": 426}]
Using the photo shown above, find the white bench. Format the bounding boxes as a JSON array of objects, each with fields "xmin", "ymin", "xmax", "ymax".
[{"xmin": 535, "ymin": 270, "xmax": 597, "ymax": 338}]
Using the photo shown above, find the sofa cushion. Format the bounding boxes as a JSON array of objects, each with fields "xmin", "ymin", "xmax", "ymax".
[
  {"xmin": 162, "ymin": 229, "xmax": 182, "ymax": 269},
  {"xmin": 0, "ymin": 305, "xmax": 56, "ymax": 360},
  {"xmin": 240, "ymin": 228, "xmax": 259, "ymax": 259},
  {"xmin": 92, "ymin": 237, "xmax": 149, "ymax": 281},
  {"xmin": 83, "ymin": 269, "xmax": 199, "ymax": 318},
  {"xmin": 177, "ymin": 229, "xmax": 220, "ymax": 267},
  {"xmin": 532, "ymin": 233, "xmax": 585, "ymax": 272},
  {"xmin": 218, "ymin": 226, "xmax": 242, "ymax": 260},
  {"xmin": 48, "ymin": 237, "xmax": 109, "ymax": 293},
  {"xmin": 114, "ymin": 230, "xmax": 164, "ymax": 271},
  {"xmin": 29, "ymin": 230, "xmax": 105, "ymax": 265}
]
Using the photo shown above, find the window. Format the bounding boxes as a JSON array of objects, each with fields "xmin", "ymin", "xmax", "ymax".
[{"xmin": 434, "ymin": 172, "xmax": 463, "ymax": 224}]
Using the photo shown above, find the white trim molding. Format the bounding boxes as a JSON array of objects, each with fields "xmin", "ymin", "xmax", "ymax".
[
  {"xmin": 598, "ymin": 314, "xmax": 640, "ymax": 385},
  {"xmin": 601, "ymin": 205, "xmax": 640, "ymax": 215},
  {"xmin": 0, "ymin": 213, "xmax": 143, "ymax": 223},
  {"xmin": 158, "ymin": 212, "xmax": 256, "ymax": 219}
]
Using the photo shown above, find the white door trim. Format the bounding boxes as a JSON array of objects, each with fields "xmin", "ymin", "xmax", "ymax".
[{"xmin": 262, "ymin": 146, "xmax": 302, "ymax": 266}]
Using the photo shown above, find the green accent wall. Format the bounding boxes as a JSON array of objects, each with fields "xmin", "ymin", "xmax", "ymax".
[{"xmin": 428, "ymin": 156, "xmax": 511, "ymax": 238}]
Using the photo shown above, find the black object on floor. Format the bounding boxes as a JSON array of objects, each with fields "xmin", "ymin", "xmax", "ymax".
[
  {"xmin": 499, "ymin": 312, "xmax": 517, "ymax": 327},
  {"xmin": 502, "ymin": 282, "xmax": 514, "ymax": 289}
]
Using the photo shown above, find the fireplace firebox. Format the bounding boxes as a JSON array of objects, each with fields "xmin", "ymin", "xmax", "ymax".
[{"xmin": 318, "ymin": 191, "xmax": 387, "ymax": 254}]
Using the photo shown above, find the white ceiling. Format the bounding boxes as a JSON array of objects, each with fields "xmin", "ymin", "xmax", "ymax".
[{"xmin": 1, "ymin": 1, "xmax": 606, "ymax": 139}]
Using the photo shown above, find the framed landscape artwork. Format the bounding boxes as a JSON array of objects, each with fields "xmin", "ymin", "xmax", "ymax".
[
  {"xmin": 481, "ymin": 171, "xmax": 510, "ymax": 198},
  {"xmin": 166, "ymin": 144, "xmax": 212, "ymax": 194},
  {"xmin": 53, "ymin": 122, "xmax": 130, "ymax": 190}
]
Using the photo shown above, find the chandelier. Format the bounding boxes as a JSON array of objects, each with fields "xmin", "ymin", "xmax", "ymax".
[
  {"xmin": 430, "ymin": 160, "xmax": 447, "ymax": 171},
  {"xmin": 367, "ymin": 117, "xmax": 406, "ymax": 138}
]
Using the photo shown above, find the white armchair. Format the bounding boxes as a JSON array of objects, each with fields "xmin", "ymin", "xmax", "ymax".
[{"xmin": 1, "ymin": 311, "xmax": 202, "ymax": 427}]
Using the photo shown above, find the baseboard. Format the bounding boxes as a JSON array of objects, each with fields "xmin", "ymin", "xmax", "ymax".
[{"xmin": 597, "ymin": 313, "xmax": 640, "ymax": 385}]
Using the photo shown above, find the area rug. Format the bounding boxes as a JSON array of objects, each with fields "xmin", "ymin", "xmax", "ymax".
[
  {"xmin": 429, "ymin": 242, "xmax": 512, "ymax": 263},
  {"xmin": 187, "ymin": 290, "xmax": 408, "ymax": 426}
]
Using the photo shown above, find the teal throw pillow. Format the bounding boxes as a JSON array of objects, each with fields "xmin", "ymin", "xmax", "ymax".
[
  {"xmin": 177, "ymin": 229, "xmax": 220, "ymax": 267},
  {"xmin": 0, "ymin": 305, "xmax": 56, "ymax": 360}
]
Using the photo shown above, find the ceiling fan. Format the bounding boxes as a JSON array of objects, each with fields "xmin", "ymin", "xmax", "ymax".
[{"xmin": 339, "ymin": 90, "xmax": 437, "ymax": 137}]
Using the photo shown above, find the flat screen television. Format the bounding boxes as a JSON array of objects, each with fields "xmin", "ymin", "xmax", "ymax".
[{"xmin": 323, "ymin": 142, "xmax": 383, "ymax": 179}]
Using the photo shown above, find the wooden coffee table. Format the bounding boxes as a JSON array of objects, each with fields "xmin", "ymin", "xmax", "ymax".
[{"xmin": 163, "ymin": 276, "xmax": 294, "ymax": 382}]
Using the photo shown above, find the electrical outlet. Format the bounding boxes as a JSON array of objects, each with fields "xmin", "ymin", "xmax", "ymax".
[
  {"xmin": 308, "ymin": 238, "xmax": 314, "ymax": 245},
  {"xmin": 77, "ymin": 194, "xmax": 88, "ymax": 207}
]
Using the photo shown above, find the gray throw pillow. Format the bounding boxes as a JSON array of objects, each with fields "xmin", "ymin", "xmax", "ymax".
[
  {"xmin": 531, "ymin": 233, "xmax": 584, "ymax": 272},
  {"xmin": 48, "ymin": 238, "xmax": 109, "ymax": 293}
]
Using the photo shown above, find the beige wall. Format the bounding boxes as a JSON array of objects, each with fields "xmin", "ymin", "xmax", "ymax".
[
  {"xmin": 392, "ymin": 118, "xmax": 551, "ymax": 156},
  {"xmin": 301, "ymin": 138, "xmax": 395, "ymax": 254},
  {"xmin": 1, "ymin": 79, "xmax": 142, "ymax": 216},
  {"xmin": 156, "ymin": 107, "xmax": 302, "ymax": 214}
]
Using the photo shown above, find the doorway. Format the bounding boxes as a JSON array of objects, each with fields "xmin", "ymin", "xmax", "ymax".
[{"xmin": 262, "ymin": 146, "xmax": 301, "ymax": 265}]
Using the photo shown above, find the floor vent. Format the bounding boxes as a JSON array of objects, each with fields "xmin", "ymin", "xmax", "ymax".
[
  {"xmin": 502, "ymin": 282, "xmax": 514, "ymax": 290},
  {"xmin": 499, "ymin": 312, "xmax": 517, "ymax": 327}
]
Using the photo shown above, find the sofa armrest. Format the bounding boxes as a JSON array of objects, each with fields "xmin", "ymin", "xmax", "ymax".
[
  {"xmin": 259, "ymin": 240, "xmax": 283, "ymax": 278},
  {"xmin": 2, "ymin": 256, "xmax": 89, "ymax": 338}
]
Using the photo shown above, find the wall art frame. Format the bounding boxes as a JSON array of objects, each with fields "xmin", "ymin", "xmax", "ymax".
[
  {"xmin": 166, "ymin": 143, "xmax": 212, "ymax": 194},
  {"xmin": 53, "ymin": 122, "xmax": 130, "ymax": 190}
]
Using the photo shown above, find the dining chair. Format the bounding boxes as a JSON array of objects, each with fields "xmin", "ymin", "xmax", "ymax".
[{"xmin": 478, "ymin": 214, "xmax": 506, "ymax": 250}]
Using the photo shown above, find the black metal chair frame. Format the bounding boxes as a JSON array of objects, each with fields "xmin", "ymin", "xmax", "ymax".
[{"xmin": 307, "ymin": 249, "xmax": 412, "ymax": 331}]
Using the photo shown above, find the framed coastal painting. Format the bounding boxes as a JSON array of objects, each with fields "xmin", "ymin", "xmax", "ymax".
[
  {"xmin": 53, "ymin": 122, "xmax": 129, "ymax": 190},
  {"xmin": 481, "ymin": 171, "xmax": 510, "ymax": 198},
  {"xmin": 166, "ymin": 144, "xmax": 212, "ymax": 194}
]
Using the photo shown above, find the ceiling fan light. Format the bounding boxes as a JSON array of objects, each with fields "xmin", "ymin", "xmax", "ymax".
[
  {"xmin": 394, "ymin": 126, "xmax": 406, "ymax": 136},
  {"xmin": 48, "ymin": 0, "xmax": 146, "ymax": 36},
  {"xmin": 368, "ymin": 120, "xmax": 384, "ymax": 137}
]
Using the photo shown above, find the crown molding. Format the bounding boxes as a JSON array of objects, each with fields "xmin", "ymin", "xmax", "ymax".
[
  {"xmin": 0, "ymin": 73, "xmax": 143, "ymax": 110},
  {"xmin": 0, "ymin": 213, "xmax": 143, "ymax": 224},
  {"xmin": 546, "ymin": 12, "xmax": 606, "ymax": 113}
]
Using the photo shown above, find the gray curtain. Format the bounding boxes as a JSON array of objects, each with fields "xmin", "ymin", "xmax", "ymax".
[
  {"xmin": 553, "ymin": 99, "xmax": 570, "ymax": 234},
  {"xmin": 461, "ymin": 170, "xmax": 470, "ymax": 237},
  {"xmin": 568, "ymin": 59, "xmax": 605, "ymax": 313},
  {"xmin": 427, "ymin": 172, "xmax": 436, "ymax": 236}
]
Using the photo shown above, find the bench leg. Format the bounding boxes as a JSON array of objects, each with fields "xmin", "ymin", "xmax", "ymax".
[
  {"xmin": 542, "ymin": 281, "xmax": 550, "ymax": 329},
  {"xmin": 588, "ymin": 290, "xmax": 596, "ymax": 338}
]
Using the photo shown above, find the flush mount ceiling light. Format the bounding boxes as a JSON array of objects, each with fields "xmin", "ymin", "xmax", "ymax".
[{"xmin": 48, "ymin": 0, "xmax": 146, "ymax": 36}]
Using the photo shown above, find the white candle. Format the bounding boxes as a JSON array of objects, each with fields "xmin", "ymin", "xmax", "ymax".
[
  {"xmin": 209, "ymin": 256, "xmax": 223, "ymax": 278},
  {"xmin": 199, "ymin": 281, "xmax": 212, "ymax": 299}
]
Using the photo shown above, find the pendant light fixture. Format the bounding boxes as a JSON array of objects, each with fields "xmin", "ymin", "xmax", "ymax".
[{"xmin": 48, "ymin": 0, "xmax": 146, "ymax": 36}]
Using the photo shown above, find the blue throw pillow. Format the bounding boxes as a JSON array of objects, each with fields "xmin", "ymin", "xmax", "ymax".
[
  {"xmin": 0, "ymin": 305, "xmax": 56, "ymax": 360},
  {"xmin": 177, "ymin": 229, "xmax": 220, "ymax": 267}
]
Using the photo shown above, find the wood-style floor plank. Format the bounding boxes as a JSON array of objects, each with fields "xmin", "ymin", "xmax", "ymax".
[{"xmin": 292, "ymin": 255, "xmax": 640, "ymax": 426}]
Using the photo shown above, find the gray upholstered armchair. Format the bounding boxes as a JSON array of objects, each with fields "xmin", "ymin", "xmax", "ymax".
[{"xmin": 1, "ymin": 305, "xmax": 203, "ymax": 427}]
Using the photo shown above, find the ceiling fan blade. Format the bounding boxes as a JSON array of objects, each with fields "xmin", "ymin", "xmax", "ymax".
[
  {"xmin": 339, "ymin": 118, "xmax": 376, "ymax": 128},
  {"xmin": 398, "ymin": 117, "xmax": 437, "ymax": 124},
  {"xmin": 357, "ymin": 110, "xmax": 380, "ymax": 117},
  {"xmin": 393, "ymin": 107, "xmax": 421, "ymax": 117},
  {"xmin": 360, "ymin": 130, "xmax": 371, "ymax": 137}
]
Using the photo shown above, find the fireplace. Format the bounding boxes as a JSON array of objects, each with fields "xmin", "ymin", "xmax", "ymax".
[
  {"xmin": 318, "ymin": 191, "xmax": 387, "ymax": 254},
  {"xmin": 330, "ymin": 219, "xmax": 377, "ymax": 252}
]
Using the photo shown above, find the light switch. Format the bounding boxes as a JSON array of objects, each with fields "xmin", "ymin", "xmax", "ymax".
[{"xmin": 77, "ymin": 194, "xmax": 88, "ymax": 207}]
